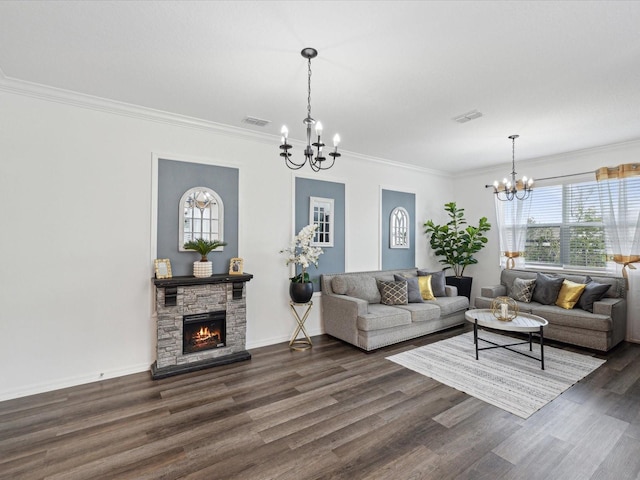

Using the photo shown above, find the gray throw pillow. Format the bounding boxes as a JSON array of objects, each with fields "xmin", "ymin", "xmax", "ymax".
[
  {"xmin": 531, "ymin": 272, "xmax": 564, "ymax": 305},
  {"xmin": 333, "ymin": 275, "xmax": 381, "ymax": 303},
  {"xmin": 394, "ymin": 274, "xmax": 424, "ymax": 303},
  {"xmin": 378, "ymin": 281, "xmax": 408, "ymax": 305},
  {"xmin": 331, "ymin": 276, "xmax": 348, "ymax": 294},
  {"xmin": 577, "ymin": 276, "xmax": 610, "ymax": 312},
  {"xmin": 509, "ymin": 277, "xmax": 536, "ymax": 303},
  {"xmin": 417, "ymin": 270, "xmax": 447, "ymax": 297}
]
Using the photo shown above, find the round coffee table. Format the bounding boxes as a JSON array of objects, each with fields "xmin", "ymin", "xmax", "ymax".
[{"xmin": 465, "ymin": 309, "xmax": 549, "ymax": 369}]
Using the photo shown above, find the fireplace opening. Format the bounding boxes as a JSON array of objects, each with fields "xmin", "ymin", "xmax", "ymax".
[{"xmin": 183, "ymin": 311, "xmax": 226, "ymax": 354}]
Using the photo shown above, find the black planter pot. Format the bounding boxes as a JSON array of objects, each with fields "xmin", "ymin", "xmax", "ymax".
[
  {"xmin": 445, "ymin": 276, "xmax": 473, "ymax": 300},
  {"xmin": 289, "ymin": 282, "xmax": 314, "ymax": 303}
]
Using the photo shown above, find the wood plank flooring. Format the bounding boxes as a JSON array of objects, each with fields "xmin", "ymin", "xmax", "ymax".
[{"xmin": 1, "ymin": 325, "xmax": 640, "ymax": 480}]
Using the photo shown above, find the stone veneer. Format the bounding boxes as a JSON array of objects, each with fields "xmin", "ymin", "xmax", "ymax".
[{"xmin": 151, "ymin": 274, "xmax": 253, "ymax": 379}]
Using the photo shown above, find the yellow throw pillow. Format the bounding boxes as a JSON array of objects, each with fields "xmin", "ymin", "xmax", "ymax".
[
  {"xmin": 555, "ymin": 279, "xmax": 587, "ymax": 309},
  {"xmin": 418, "ymin": 275, "xmax": 435, "ymax": 300}
]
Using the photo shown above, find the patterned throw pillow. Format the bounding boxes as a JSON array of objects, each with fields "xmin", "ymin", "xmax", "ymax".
[
  {"xmin": 509, "ymin": 277, "xmax": 536, "ymax": 303},
  {"xmin": 378, "ymin": 281, "xmax": 408, "ymax": 305}
]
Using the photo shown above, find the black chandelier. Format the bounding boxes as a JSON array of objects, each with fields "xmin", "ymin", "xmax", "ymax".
[
  {"xmin": 493, "ymin": 134, "xmax": 533, "ymax": 201},
  {"xmin": 279, "ymin": 48, "xmax": 341, "ymax": 171}
]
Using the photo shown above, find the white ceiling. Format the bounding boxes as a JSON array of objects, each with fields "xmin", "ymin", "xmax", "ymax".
[{"xmin": 1, "ymin": 1, "xmax": 640, "ymax": 174}]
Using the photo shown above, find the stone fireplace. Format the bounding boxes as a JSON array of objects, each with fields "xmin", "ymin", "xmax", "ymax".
[{"xmin": 151, "ymin": 273, "xmax": 253, "ymax": 379}]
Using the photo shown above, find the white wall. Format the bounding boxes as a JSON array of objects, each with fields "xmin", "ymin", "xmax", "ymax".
[
  {"xmin": 454, "ymin": 139, "xmax": 640, "ymax": 342},
  {"xmin": 0, "ymin": 85, "xmax": 453, "ymax": 400}
]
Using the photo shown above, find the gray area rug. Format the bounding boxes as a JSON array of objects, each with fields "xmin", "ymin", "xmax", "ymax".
[{"xmin": 387, "ymin": 331, "xmax": 606, "ymax": 419}]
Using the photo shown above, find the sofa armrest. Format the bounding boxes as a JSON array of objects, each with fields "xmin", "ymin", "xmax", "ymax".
[
  {"xmin": 593, "ymin": 297, "xmax": 627, "ymax": 347},
  {"xmin": 321, "ymin": 293, "xmax": 368, "ymax": 346},
  {"xmin": 445, "ymin": 285, "xmax": 458, "ymax": 297},
  {"xmin": 593, "ymin": 297, "xmax": 624, "ymax": 316},
  {"xmin": 481, "ymin": 285, "xmax": 507, "ymax": 298}
]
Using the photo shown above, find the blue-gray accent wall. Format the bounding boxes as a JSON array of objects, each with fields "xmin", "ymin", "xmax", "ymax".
[
  {"xmin": 157, "ymin": 159, "xmax": 239, "ymax": 276},
  {"xmin": 381, "ymin": 189, "xmax": 416, "ymax": 269},
  {"xmin": 295, "ymin": 177, "xmax": 345, "ymax": 290}
]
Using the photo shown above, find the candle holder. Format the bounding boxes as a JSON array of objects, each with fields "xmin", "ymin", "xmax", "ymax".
[{"xmin": 490, "ymin": 296, "xmax": 518, "ymax": 322}]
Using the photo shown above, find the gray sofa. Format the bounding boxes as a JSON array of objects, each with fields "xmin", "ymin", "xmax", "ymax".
[
  {"xmin": 321, "ymin": 268, "xmax": 469, "ymax": 351},
  {"xmin": 474, "ymin": 269, "xmax": 627, "ymax": 351}
]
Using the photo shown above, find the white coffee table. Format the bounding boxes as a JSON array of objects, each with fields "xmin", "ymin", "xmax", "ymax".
[{"xmin": 465, "ymin": 309, "xmax": 549, "ymax": 369}]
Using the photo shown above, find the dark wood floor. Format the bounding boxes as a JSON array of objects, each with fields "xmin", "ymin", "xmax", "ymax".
[{"xmin": 2, "ymin": 325, "xmax": 640, "ymax": 480}]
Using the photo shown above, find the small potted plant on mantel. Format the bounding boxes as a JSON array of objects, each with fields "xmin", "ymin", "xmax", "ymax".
[
  {"xmin": 184, "ymin": 238, "xmax": 228, "ymax": 278},
  {"xmin": 423, "ymin": 202, "xmax": 491, "ymax": 299}
]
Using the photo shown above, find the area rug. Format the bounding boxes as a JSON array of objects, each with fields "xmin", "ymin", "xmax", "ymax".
[{"xmin": 386, "ymin": 331, "xmax": 606, "ymax": 419}]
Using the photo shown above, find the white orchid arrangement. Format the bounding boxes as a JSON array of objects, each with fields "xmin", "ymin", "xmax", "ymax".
[{"xmin": 280, "ymin": 224, "xmax": 324, "ymax": 283}]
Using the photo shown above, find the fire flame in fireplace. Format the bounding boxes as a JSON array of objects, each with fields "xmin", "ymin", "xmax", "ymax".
[
  {"xmin": 189, "ymin": 326, "xmax": 222, "ymax": 349},
  {"xmin": 197, "ymin": 327, "xmax": 213, "ymax": 339}
]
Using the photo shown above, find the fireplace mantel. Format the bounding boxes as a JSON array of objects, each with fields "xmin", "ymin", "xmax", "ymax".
[
  {"xmin": 153, "ymin": 273, "xmax": 253, "ymax": 288},
  {"xmin": 151, "ymin": 273, "xmax": 253, "ymax": 379}
]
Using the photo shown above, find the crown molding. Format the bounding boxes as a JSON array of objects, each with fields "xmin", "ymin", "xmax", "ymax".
[
  {"xmin": 459, "ymin": 137, "xmax": 640, "ymax": 179},
  {"xmin": 0, "ymin": 72, "xmax": 277, "ymax": 144},
  {"xmin": 0, "ymin": 72, "xmax": 449, "ymax": 177},
  {"xmin": 343, "ymin": 150, "xmax": 450, "ymax": 177}
]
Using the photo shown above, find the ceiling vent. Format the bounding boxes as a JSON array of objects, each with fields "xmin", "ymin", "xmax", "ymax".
[
  {"xmin": 453, "ymin": 110, "xmax": 483, "ymax": 123},
  {"xmin": 242, "ymin": 116, "xmax": 271, "ymax": 127}
]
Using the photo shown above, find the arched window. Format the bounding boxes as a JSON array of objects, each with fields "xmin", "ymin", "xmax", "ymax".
[
  {"xmin": 179, "ymin": 187, "xmax": 224, "ymax": 251},
  {"xmin": 390, "ymin": 207, "xmax": 409, "ymax": 249}
]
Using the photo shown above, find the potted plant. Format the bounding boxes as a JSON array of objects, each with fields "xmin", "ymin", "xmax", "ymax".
[
  {"xmin": 280, "ymin": 224, "xmax": 324, "ymax": 303},
  {"xmin": 423, "ymin": 202, "xmax": 491, "ymax": 299},
  {"xmin": 184, "ymin": 238, "xmax": 228, "ymax": 277}
]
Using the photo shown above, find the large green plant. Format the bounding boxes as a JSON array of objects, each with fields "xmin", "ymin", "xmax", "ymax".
[
  {"xmin": 184, "ymin": 238, "xmax": 228, "ymax": 262},
  {"xmin": 423, "ymin": 202, "xmax": 491, "ymax": 277}
]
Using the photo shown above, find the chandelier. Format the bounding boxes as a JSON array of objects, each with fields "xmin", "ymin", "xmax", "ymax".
[
  {"xmin": 279, "ymin": 48, "xmax": 341, "ymax": 171},
  {"xmin": 493, "ymin": 134, "xmax": 533, "ymax": 201}
]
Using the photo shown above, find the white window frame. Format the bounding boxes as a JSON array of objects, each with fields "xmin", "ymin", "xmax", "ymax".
[
  {"xmin": 309, "ymin": 196, "xmax": 334, "ymax": 247},
  {"xmin": 178, "ymin": 186, "xmax": 224, "ymax": 251},
  {"xmin": 521, "ymin": 179, "xmax": 607, "ymax": 272},
  {"xmin": 390, "ymin": 206, "xmax": 410, "ymax": 249}
]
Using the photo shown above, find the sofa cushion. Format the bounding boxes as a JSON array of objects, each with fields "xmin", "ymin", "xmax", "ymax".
[
  {"xmin": 577, "ymin": 277, "xmax": 611, "ymax": 312},
  {"xmin": 418, "ymin": 270, "xmax": 446, "ymax": 297},
  {"xmin": 556, "ymin": 279, "xmax": 587, "ymax": 309},
  {"xmin": 378, "ymin": 281, "xmax": 408, "ymax": 305},
  {"xmin": 531, "ymin": 305, "xmax": 612, "ymax": 332},
  {"xmin": 418, "ymin": 275, "xmax": 436, "ymax": 300},
  {"xmin": 394, "ymin": 274, "xmax": 424, "ymax": 303},
  {"xmin": 394, "ymin": 303, "xmax": 441, "ymax": 322},
  {"xmin": 428, "ymin": 295, "xmax": 470, "ymax": 316},
  {"xmin": 332, "ymin": 275, "xmax": 381, "ymax": 303},
  {"xmin": 510, "ymin": 277, "xmax": 536, "ymax": 303},
  {"xmin": 532, "ymin": 272, "xmax": 564, "ymax": 305},
  {"xmin": 357, "ymin": 304, "xmax": 412, "ymax": 331}
]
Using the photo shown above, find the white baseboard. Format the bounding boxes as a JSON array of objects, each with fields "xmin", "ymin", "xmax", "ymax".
[
  {"xmin": 247, "ymin": 327, "xmax": 324, "ymax": 350},
  {"xmin": 1, "ymin": 329, "xmax": 328, "ymax": 401},
  {"xmin": 0, "ymin": 362, "xmax": 151, "ymax": 402}
]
